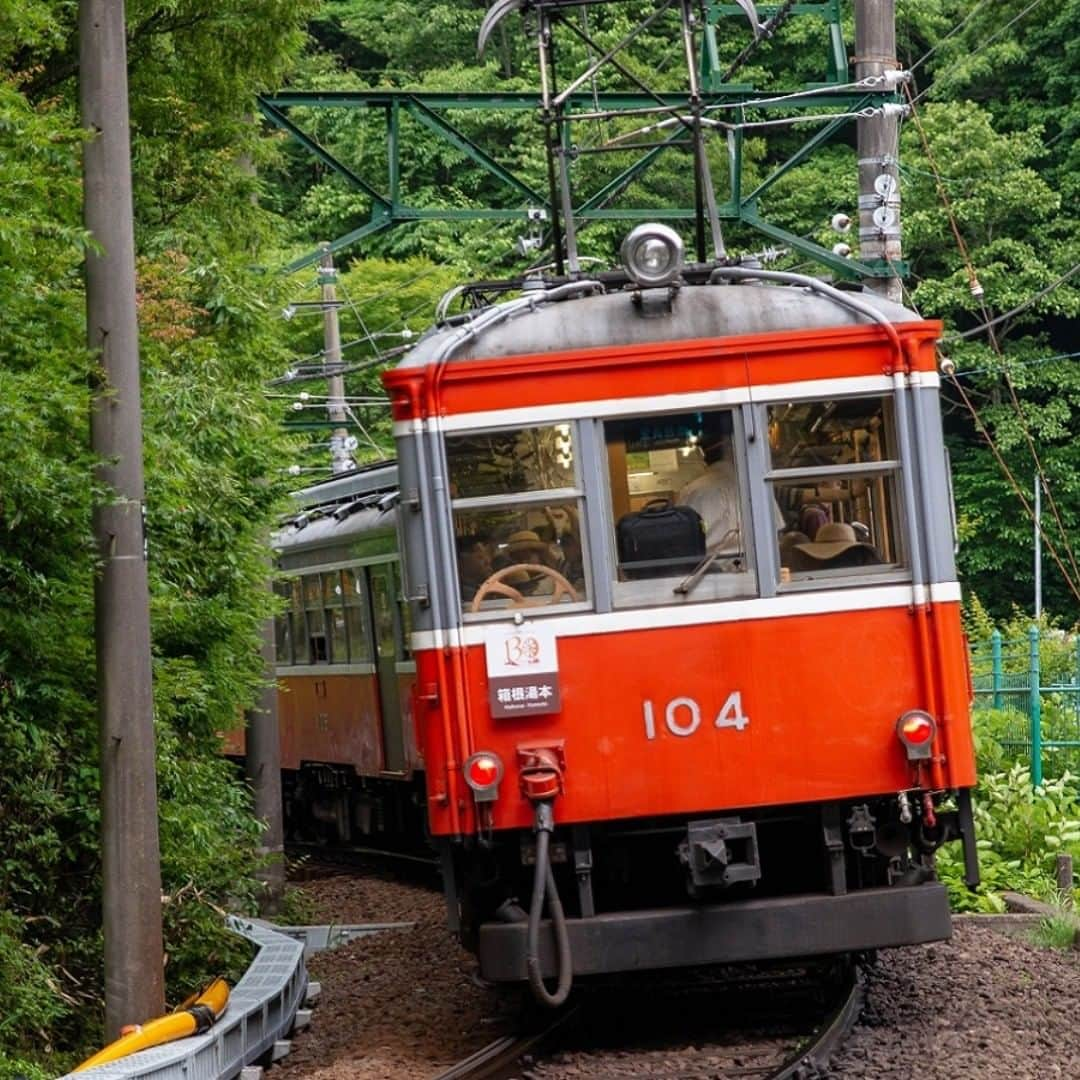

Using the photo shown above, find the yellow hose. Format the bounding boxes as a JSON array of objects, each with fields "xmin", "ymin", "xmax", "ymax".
[{"xmin": 73, "ymin": 978, "xmax": 229, "ymax": 1072}]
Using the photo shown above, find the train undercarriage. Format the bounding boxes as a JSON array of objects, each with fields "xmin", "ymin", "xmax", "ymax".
[{"xmin": 444, "ymin": 790, "xmax": 976, "ymax": 982}]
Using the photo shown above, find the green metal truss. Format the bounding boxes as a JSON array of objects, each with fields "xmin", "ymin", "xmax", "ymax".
[{"xmin": 266, "ymin": 1, "xmax": 905, "ymax": 280}]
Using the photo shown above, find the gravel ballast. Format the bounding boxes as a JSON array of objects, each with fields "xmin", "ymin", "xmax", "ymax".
[
  {"xmin": 826, "ymin": 920, "xmax": 1080, "ymax": 1079},
  {"xmin": 272, "ymin": 874, "xmax": 1080, "ymax": 1078},
  {"xmin": 270, "ymin": 872, "xmax": 511, "ymax": 1079}
]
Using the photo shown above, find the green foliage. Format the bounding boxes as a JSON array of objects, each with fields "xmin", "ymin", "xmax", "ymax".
[
  {"xmin": 938, "ymin": 764, "xmax": 1080, "ymax": 912},
  {"xmin": 0, "ymin": 911, "xmax": 73, "ymax": 1053},
  {"xmin": 156, "ymin": 725, "xmax": 262, "ymax": 992},
  {"xmin": 1031, "ymin": 912, "xmax": 1080, "ymax": 951},
  {"xmin": 0, "ymin": 0, "xmax": 311, "ymax": 1067}
]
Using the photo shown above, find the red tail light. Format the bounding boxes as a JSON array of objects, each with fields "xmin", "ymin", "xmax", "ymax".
[
  {"xmin": 896, "ymin": 710, "xmax": 936, "ymax": 761},
  {"xmin": 463, "ymin": 751, "xmax": 504, "ymax": 803}
]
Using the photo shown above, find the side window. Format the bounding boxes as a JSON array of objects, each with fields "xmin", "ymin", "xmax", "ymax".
[
  {"xmin": 767, "ymin": 396, "xmax": 905, "ymax": 583},
  {"xmin": 303, "ymin": 574, "xmax": 328, "ymax": 663},
  {"xmin": 343, "ymin": 568, "xmax": 371, "ymax": 663},
  {"xmin": 289, "ymin": 578, "xmax": 304, "ymax": 663},
  {"xmin": 323, "ymin": 572, "xmax": 348, "ymax": 663},
  {"xmin": 273, "ymin": 579, "xmax": 294, "ymax": 665},
  {"xmin": 603, "ymin": 409, "xmax": 756, "ymax": 606},
  {"xmin": 446, "ymin": 425, "xmax": 589, "ymax": 614},
  {"xmin": 392, "ymin": 562, "xmax": 412, "ymax": 659}
]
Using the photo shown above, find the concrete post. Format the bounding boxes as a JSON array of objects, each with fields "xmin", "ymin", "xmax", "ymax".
[
  {"xmin": 245, "ymin": 597, "xmax": 285, "ymax": 915},
  {"xmin": 80, "ymin": 0, "xmax": 166, "ymax": 1036},
  {"xmin": 318, "ymin": 246, "xmax": 354, "ymax": 474},
  {"xmin": 854, "ymin": 1, "xmax": 902, "ymax": 303}
]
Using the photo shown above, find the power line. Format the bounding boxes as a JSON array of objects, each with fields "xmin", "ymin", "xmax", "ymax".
[
  {"xmin": 944, "ymin": 262, "xmax": 1080, "ymax": 342},
  {"xmin": 952, "ymin": 349, "xmax": 1080, "ymax": 378},
  {"xmin": 906, "ymin": 0, "xmax": 991, "ymax": 78},
  {"xmin": 910, "ymin": 0, "xmax": 1047, "ymax": 106}
]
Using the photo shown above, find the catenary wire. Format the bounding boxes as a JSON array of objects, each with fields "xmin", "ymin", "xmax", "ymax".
[{"xmin": 904, "ymin": 83, "xmax": 1080, "ymax": 596}]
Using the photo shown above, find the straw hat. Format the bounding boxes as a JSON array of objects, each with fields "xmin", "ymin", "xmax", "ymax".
[
  {"xmin": 506, "ymin": 529, "xmax": 549, "ymax": 554},
  {"xmin": 794, "ymin": 522, "xmax": 875, "ymax": 561}
]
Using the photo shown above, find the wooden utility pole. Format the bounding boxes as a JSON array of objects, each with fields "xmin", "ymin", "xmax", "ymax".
[
  {"xmin": 244, "ymin": 605, "xmax": 285, "ymax": 914},
  {"xmin": 855, "ymin": 0, "xmax": 903, "ymax": 303},
  {"xmin": 319, "ymin": 246, "xmax": 355, "ymax": 474},
  {"xmin": 80, "ymin": 0, "xmax": 166, "ymax": 1037}
]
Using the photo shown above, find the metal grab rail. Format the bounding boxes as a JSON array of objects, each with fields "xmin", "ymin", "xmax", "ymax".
[{"xmin": 59, "ymin": 917, "xmax": 309, "ymax": 1080}]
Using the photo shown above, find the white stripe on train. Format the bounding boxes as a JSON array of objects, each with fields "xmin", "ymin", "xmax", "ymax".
[
  {"xmin": 410, "ymin": 580, "xmax": 962, "ymax": 651},
  {"xmin": 392, "ymin": 372, "xmax": 941, "ymax": 437}
]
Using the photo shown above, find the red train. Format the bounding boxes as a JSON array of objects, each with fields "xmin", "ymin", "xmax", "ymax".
[{"xmin": 257, "ymin": 229, "xmax": 979, "ymax": 1005}]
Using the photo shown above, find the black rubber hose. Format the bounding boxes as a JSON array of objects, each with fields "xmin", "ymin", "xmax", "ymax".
[{"xmin": 526, "ymin": 823, "xmax": 573, "ymax": 1007}]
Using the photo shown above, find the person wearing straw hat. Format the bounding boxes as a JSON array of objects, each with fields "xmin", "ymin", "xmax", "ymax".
[
  {"xmin": 790, "ymin": 521, "xmax": 882, "ymax": 572},
  {"xmin": 503, "ymin": 529, "xmax": 557, "ymax": 595}
]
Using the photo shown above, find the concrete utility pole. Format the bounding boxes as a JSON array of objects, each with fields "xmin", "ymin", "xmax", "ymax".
[
  {"xmin": 854, "ymin": 0, "xmax": 903, "ymax": 303},
  {"xmin": 80, "ymin": 0, "xmax": 166, "ymax": 1037},
  {"xmin": 319, "ymin": 246, "xmax": 355, "ymax": 474},
  {"xmin": 244, "ymin": 606, "xmax": 285, "ymax": 915}
]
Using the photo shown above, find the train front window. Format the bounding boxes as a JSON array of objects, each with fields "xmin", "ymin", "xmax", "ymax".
[
  {"xmin": 603, "ymin": 409, "xmax": 757, "ymax": 607},
  {"xmin": 767, "ymin": 397, "xmax": 905, "ymax": 583},
  {"xmin": 446, "ymin": 425, "xmax": 589, "ymax": 614},
  {"xmin": 446, "ymin": 426, "xmax": 575, "ymax": 499}
]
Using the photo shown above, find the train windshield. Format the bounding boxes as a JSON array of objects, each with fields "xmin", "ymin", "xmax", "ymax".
[
  {"xmin": 767, "ymin": 396, "xmax": 905, "ymax": 580},
  {"xmin": 604, "ymin": 408, "xmax": 758, "ymax": 607},
  {"xmin": 447, "ymin": 425, "xmax": 589, "ymax": 614}
]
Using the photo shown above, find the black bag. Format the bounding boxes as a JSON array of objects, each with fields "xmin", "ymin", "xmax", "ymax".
[{"xmin": 616, "ymin": 499, "xmax": 706, "ymax": 579}]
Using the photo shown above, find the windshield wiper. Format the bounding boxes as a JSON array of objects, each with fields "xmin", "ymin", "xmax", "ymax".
[{"xmin": 674, "ymin": 528, "xmax": 741, "ymax": 597}]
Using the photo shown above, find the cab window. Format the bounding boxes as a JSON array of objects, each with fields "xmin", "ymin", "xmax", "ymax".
[
  {"xmin": 767, "ymin": 397, "xmax": 904, "ymax": 583},
  {"xmin": 603, "ymin": 408, "xmax": 756, "ymax": 607},
  {"xmin": 446, "ymin": 425, "xmax": 589, "ymax": 614}
]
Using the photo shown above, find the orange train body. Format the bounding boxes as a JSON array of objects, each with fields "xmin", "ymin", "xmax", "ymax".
[{"xmin": 414, "ymin": 599, "xmax": 976, "ymax": 837}]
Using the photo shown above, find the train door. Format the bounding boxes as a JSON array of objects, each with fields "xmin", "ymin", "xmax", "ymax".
[{"xmin": 368, "ymin": 562, "xmax": 407, "ymax": 773}]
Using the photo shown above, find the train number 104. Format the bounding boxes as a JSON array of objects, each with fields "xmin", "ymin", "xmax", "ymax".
[{"xmin": 642, "ymin": 693, "xmax": 749, "ymax": 740}]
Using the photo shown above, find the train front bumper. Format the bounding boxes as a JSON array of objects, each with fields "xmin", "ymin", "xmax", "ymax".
[{"xmin": 477, "ymin": 883, "xmax": 951, "ymax": 981}]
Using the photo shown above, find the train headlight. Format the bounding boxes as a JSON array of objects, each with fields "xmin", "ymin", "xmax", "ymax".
[
  {"xmin": 620, "ymin": 223, "xmax": 684, "ymax": 288},
  {"xmin": 896, "ymin": 710, "xmax": 936, "ymax": 761},
  {"xmin": 463, "ymin": 751, "xmax": 504, "ymax": 803}
]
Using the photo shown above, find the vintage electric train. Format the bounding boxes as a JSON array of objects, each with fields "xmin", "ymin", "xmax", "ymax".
[{"xmin": 259, "ymin": 226, "xmax": 980, "ymax": 1005}]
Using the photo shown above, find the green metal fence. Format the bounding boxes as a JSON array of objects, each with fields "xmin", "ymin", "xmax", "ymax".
[{"xmin": 971, "ymin": 627, "xmax": 1080, "ymax": 786}]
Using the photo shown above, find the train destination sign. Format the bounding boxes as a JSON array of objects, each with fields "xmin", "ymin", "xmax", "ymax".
[{"xmin": 484, "ymin": 623, "xmax": 562, "ymax": 717}]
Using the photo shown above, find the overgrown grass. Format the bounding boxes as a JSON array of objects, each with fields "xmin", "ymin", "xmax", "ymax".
[{"xmin": 1031, "ymin": 912, "xmax": 1080, "ymax": 951}]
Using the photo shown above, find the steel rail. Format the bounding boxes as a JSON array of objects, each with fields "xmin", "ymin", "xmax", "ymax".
[
  {"xmin": 433, "ymin": 959, "xmax": 862, "ymax": 1080},
  {"xmin": 432, "ymin": 1005, "xmax": 583, "ymax": 1080},
  {"xmin": 772, "ymin": 960, "xmax": 864, "ymax": 1080}
]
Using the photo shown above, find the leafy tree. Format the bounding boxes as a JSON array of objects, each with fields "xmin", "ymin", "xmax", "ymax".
[{"xmin": 1, "ymin": 0, "xmax": 312, "ymax": 1066}]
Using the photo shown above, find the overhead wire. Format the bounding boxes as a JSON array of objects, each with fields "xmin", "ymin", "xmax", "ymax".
[
  {"xmin": 944, "ymin": 262, "xmax": 1080, "ymax": 341},
  {"xmin": 902, "ymin": 83, "xmax": 1080, "ymax": 598},
  {"xmin": 945, "ymin": 371, "xmax": 1080, "ymax": 605},
  {"xmin": 909, "ymin": 0, "xmax": 1048, "ymax": 106},
  {"xmin": 905, "ymin": 0, "xmax": 991, "ymax": 79}
]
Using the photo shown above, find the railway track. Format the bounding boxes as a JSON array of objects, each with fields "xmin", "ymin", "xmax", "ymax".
[
  {"xmin": 433, "ymin": 958, "xmax": 863, "ymax": 1080},
  {"xmin": 287, "ymin": 840, "xmax": 441, "ymax": 883}
]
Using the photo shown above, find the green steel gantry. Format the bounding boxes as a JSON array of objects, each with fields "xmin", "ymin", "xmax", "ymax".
[{"xmin": 263, "ymin": 1, "xmax": 904, "ymax": 279}]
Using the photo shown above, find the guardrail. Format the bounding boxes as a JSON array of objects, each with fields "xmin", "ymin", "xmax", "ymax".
[
  {"xmin": 59, "ymin": 916, "xmax": 310, "ymax": 1080},
  {"xmin": 971, "ymin": 626, "xmax": 1080, "ymax": 785}
]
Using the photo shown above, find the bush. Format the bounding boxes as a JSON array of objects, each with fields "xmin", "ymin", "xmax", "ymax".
[
  {"xmin": 0, "ymin": 911, "xmax": 72, "ymax": 1051},
  {"xmin": 938, "ymin": 763, "xmax": 1080, "ymax": 912}
]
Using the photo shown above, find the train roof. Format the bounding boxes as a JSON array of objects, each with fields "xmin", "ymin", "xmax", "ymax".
[
  {"xmin": 276, "ymin": 459, "xmax": 399, "ymax": 557},
  {"xmin": 397, "ymin": 278, "xmax": 925, "ymax": 369},
  {"xmin": 289, "ymin": 459, "xmax": 398, "ymax": 510}
]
